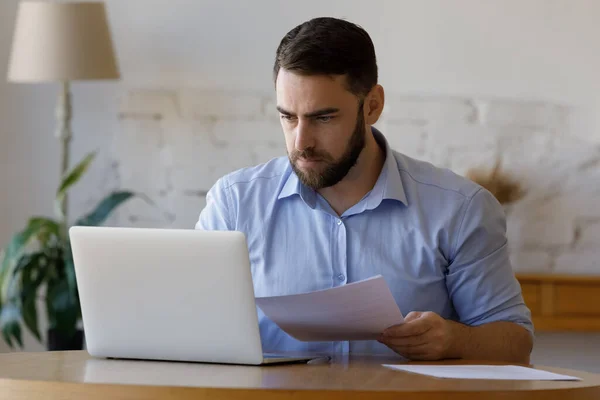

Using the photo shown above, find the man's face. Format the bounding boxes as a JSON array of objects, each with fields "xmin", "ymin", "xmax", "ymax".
[{"xmin": 275, "ymin": 69, "xmax": 366, "ymax": 190}]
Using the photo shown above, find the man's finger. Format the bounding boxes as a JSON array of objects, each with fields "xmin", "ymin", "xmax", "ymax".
[
  {"xmin": 379, "ymin": 333, "xmax": 428, "ymax": 347},
  {"xmin": 383, "ymin": 317, "xmax": 431, "ymax": 338},
  {"xmin": 381, "ymin": 311, "xmax": 424, "ymax": 336}
]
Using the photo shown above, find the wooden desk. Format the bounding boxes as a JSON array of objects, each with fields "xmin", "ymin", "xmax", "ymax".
[
  {"xmin": 1, "ymin": 351, "xmax": 599, "ymax": 399},
  {"xmin": 517, "ymin": 273, "xmax": 600, "ymax": 331}
]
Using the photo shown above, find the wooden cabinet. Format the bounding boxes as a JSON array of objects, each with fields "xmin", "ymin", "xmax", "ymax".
[{"xmin": 516, "ymin": 274, "xmax": 600, "ymax": 332}]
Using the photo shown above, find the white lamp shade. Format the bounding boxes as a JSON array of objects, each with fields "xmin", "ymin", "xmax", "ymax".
[{"xmin": 7, "ymin": 1, "xmax": 120, "ymax": 82}]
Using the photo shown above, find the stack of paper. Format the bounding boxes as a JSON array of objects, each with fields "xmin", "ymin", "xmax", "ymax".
[
  {"xmin": 255, "ymin": 275, "xmax": 404, "ymax": 341},
  {"xmin": 382, "ymin": 365, "xmax": 582, "ymax": 381}
]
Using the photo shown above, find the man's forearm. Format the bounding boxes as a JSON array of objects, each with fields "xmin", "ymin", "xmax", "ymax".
[{"xmin": 447, "ymin": 321, "xmax": 533, "ymax": 364}]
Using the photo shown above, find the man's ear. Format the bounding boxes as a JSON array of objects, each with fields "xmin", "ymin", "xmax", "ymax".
[{"xmin": 364, "ymin": 84, "xmax": 385, "ymax": 125}]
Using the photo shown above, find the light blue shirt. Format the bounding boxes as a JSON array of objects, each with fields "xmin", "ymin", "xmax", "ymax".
[{"xmin": 195, "ymin": 127, "xmax": 533, "ymax": 356}]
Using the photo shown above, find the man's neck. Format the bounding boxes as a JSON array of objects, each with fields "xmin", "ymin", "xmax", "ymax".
[{"xmin": 318, "ymin": 133, "xmax": 385, "ymax": 216}]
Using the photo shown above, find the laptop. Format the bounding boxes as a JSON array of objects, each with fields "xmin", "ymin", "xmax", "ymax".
[{"xmin": 69, "ymin": 226, "xmax": 315, "ymax": 365}]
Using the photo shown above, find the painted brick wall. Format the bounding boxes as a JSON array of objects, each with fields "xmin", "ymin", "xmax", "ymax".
[{"xmin": 95, "ymin": 89, "xmax": 600, "ymax": 275}]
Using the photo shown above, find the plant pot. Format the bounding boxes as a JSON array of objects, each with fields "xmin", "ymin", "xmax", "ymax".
[{"xmin": 47, "ymin": 328, "xmax": 84, "ymax": 351}]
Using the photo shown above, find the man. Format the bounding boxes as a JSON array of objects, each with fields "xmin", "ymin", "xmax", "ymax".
[{"xmin": 196, "ymin": 17, "xmax": 533, "ymax": 363}]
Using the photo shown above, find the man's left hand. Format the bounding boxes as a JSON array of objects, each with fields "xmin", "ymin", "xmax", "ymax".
[{"xmin": 378, "ymin": 311, "xmax": 463, "ymax": 361}]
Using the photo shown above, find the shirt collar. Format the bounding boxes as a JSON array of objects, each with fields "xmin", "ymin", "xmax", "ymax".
[
  {"xmin": 277, "ymin": 169, "xmax": 317, "ymax": 208},
  {"xmin": 277, "ymin": 126, "xmax": 408, "ymax": 209},
  {"xmin": 373, "ymin": 126, "xmax": 408, "ymax": 205}
]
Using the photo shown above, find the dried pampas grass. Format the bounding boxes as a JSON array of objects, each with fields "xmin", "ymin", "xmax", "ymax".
[{"xmin": 465, "ymin": 159, "xmax": 525, "ymax": 205}]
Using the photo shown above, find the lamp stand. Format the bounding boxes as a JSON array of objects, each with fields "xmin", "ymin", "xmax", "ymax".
[{"xmin": 55, "ymin": 81, "xmax": 72, "ymax": 225}]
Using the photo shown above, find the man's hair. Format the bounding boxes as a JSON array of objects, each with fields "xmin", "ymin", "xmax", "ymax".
[{"xmin": 273, "ymin": 17, "xmax": 378, "ymax": 98}]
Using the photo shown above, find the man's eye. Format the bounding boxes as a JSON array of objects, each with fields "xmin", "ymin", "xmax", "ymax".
[
  {"xmin": 280, "ymin": 115, "xmax": 295, "ymax": 121},
  {"xmin": 317, "ymin": 116, "xmax": 333, "ymax": 123}
]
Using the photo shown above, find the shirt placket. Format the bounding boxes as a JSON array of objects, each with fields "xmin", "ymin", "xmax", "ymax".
[{"xmin": 332, "ymin": 215, "xmax": 349, "ymax": 354}]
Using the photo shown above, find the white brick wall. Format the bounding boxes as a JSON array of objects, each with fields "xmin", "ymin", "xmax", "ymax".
[{"xmin": 99, "ymin": 89, "xmax": 600, "ymax": 275}]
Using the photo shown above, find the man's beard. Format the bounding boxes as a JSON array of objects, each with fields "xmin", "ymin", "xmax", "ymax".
[{"xmin": 289, "ymin": 107, "xmax": 366, "ymax": 190}]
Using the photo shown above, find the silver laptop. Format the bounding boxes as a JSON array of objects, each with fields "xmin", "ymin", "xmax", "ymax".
[{"xmin": 69, "ymin": 226, "xmax": 314, "ymax": 365}]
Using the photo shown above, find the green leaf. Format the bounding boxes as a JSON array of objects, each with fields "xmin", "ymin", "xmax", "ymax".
[
  {"xmin": 22, "ymin": 294, "xmax": 40, "ymax": 342},
  {"xmin": 0, "ymin": 303, "xmax": 23, "ymax": 349},
  {"xmin": 20, "ymin": 253, "xmax": 48, "ymax": 292},
  {"xmin": 62, "ymin": 242, "xmax": 78, "ymax": 310},
  {"xmin": 5, "ymin": 261, "xmax": 22, "ymax": 303},
  {"xmin": 0, "ymin": 218, "xmax": 59, "ymax": 303},
  {"xmin": 63, "ymin": 241, "xmax": 81, "ymax": 319},
  {"xmin": 0, "ymin": 301, "xmax": 16, "ymax": 348},
  {"xmin": 75, "ymin": 191, "xmax": 136, "ymax": 227},
  {"xmin": 18, "ymin": 252, "xmax": 47, "ymax": 342},
  {"xmin": 46, "ymin": 279, "xmax": 78, "ymax": 337},
  {"xmin": 55, "ymin": 152, "xmax": 96, "ymax": 219},
  {"xmin": 9, "ymin": 320, "xmax": 23, "ymax": 348},
  {"xmin": 1, "ymin": 325, "xmax": 13, "ymax": 348},
  {"xmin": 5, "ymin": 252, "xmax": 39, "ymax": 307}
]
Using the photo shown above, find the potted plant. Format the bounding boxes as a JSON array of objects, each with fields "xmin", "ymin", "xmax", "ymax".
[{"xmin": 0, "ymin": 152, "xmax": 136, "ymax": 350}]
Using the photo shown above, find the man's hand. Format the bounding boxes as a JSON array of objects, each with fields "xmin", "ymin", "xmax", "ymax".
[{"xmin": 377, "ymin": 311, "xmax": 464, "ymax": 361}]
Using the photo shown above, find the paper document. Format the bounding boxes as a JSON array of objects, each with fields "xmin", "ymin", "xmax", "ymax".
[
  {"xmin": 382, "ymin": 365, "xmax": 582, "ymax": 381},
  {"xmin": 255, "ymin": 275, "xmax": 404, "ymax": 341}
]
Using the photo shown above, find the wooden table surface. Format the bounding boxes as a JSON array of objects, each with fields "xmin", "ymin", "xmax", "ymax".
[{"xmin": 1, "ymin": 350, "xmax": 600, "ymax": 399}]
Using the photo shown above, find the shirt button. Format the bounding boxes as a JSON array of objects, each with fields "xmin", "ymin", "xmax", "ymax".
[
  {"xmin": 337, "ymin": 219, "xmax": 342, "ymax": 225},
  {"xmin": 337, "ymin": 274, "xmax": 345, "ymax": 281}
]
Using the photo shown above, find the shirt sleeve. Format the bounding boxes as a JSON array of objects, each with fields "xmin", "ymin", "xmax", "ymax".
[
  {"xmin": 446, "ymin": 187, "xmax": 534, "ymax": 335},
  {"xmin": 194, "ymin": 177, "xmax": 234, "ymax": 231}
]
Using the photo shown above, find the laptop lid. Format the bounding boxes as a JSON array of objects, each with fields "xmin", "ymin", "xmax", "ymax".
[{"xmin": 69, "ymin": 226, "xmax": 265, "ymax": 365}]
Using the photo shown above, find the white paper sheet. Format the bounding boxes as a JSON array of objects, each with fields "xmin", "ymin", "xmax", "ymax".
[
  {"xmin": 382, "ymin": 365, "xmax": 582, "ymax": 381},
  {"xmin": 255, "ymin": 275, "xmax": 404, "ymax": 341}
]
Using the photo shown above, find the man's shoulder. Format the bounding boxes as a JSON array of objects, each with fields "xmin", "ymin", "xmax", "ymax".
[
  {"xmin": 216, "ymin": 156, "xmax": 291, "ymax": 191},
  {"xmin": 392, "ymin": 150, "xmax": 481, "ymax": 201}
]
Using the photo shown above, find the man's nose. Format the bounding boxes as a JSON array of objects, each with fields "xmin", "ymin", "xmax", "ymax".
[{"xmin": 294, "ymin": 120, "xmax": 315, "ymax": 152}]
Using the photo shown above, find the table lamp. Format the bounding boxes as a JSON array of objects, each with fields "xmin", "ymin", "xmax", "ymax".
[{"xmin": 6, "ymin": 1, "xmax": 120, "ymax": 223}]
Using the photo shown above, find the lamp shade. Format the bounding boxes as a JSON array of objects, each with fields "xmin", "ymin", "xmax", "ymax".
[{"xmin": 7, "ymin": 1, "xmax": 120, "ymax": 82}]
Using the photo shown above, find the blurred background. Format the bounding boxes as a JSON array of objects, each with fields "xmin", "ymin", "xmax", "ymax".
[{"xmin": 1, "ymin": 0, "xmax": 599, "ymax": 371}]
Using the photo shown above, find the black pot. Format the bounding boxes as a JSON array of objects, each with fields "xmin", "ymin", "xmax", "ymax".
[{"xmin": 47, "ymin": 328, "xmax": 84, "ymax": 351}]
